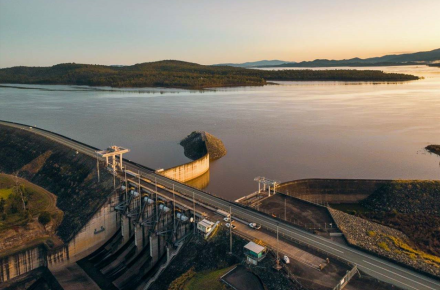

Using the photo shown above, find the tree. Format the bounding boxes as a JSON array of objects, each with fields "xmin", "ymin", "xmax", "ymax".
[
  {"xmin": 0, "ymin": 198, "xmax": 5, "ymax": 213},
  {"xmin": 14, "ymin": 174, "xmax": 26, "ymax": 211},
  {"xmin": 38, "ymin": 211, "xmax": 51, "ymax": 225}
]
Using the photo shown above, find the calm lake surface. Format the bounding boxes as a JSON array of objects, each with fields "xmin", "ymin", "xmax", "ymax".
[{"xmin": 1, "ymin": 66, "xmax": 439, "ymax": 200}]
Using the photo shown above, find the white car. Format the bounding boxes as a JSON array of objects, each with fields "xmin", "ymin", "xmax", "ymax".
[
  {"xmin": 224, "ymin": 217, "xmax": 231, "ymax": 222},
  {"xmin": 249, "ymin": 223, "xmax": 261, "ymax": 230},
  {"xmin": 283, "ymin": 255, "xmax": 290, "ymax": 264},
  {"xmin": 225, "ymin": 223, "xmax": 236, "ymax": 229}
]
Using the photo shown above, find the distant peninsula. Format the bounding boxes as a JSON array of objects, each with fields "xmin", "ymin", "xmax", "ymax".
[{"xmin": 0, "ymin": 60, "xmax": 419, "ymax": 89}]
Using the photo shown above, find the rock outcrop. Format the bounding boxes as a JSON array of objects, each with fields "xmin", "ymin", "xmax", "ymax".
[
  {"xmin": 426, "ymin": 145, "xmax": 440, "ymax": 156},
  {"xmin": 360, "ymin": 180, "xmax": 440, "ymax": 216},
  {"xmin": 329, "ymin": 208, "xmax": 440, "ymax": 278},
  {"xmin": 180, "ymin": 131, "xmax": 226, "ymax": 161}
]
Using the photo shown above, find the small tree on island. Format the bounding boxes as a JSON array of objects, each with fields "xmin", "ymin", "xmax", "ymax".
[{"xmin": 38, "ymin": 211, "xmax": 51, "ymax": 226}]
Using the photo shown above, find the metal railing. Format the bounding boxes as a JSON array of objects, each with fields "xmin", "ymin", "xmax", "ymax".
[{"xmin": 333, "ymin": 265, "xmax": 359, "ymax": 290}]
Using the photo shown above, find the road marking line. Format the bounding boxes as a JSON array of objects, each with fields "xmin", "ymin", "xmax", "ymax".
[
  {"xmin": 361, "ymin": 265, "xmax": 419, "ymax": 290},
  {"xmin": 362, "ymin": 260, "xmax": 438, "ymax": 290}
]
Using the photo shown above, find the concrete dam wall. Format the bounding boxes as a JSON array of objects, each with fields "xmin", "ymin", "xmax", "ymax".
[
  {"xmin": 0, "ymin": 190, "xmax": 120, "ymax": 283},
  {"xmin": 159, "ymin": 153, "xmax": 210, "ymax": 183},
  {"xmin": 158, "ymin": 131, "xmax": 226, "ymax": 183},
  {"xmin": 278, "ymin": 178, "xmax": 394, "ymax": 203}
]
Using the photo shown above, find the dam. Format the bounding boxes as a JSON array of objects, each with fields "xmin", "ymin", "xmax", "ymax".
[{"xmin": 1, "ymin": 120, "xmax": 440, "ymax": 290}]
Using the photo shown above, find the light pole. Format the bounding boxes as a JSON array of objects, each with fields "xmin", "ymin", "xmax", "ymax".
[
  {"xmin": 138, "ymin": 171, "xmax": 141, "ymax": 220},
  {"xmin": 229, "ymin": 206, "xmax": 232, "ymax": 254},
  {"xmin": 276, "ymin": 223, "xmax": 279, "ymax": 262},
  {"xmin": 274, "ymin": 223, "xmax": 282, "ymax": 270},
  {"xmin": 124, "ymin": 170, "xmax": 128, "ymax": 210},
  {"xmin": 96, "ymin": 153, "xmax": 100, "ymax": 182},
  {"xmin": 193, "ymin": 192, "xmax": 196, "ymax": 234}
]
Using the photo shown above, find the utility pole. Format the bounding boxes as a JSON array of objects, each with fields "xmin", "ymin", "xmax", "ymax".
[
  {"xmin": 276, "ymin": 223, "xmax": 280, "ymax": 264},
  {"xmin": 156, "ymin": 191, "xmax": 158, "ymax": 221},
  {"xmin": 193, "ymin": 192, "xmax": 196, "ymax": 234},
  {"xmin": 284, "ymin": 198, "xmax": 287, "ymax": 221},
  {"xmin": 272, "ymin": 223, "xmax": 283, "ymax": 270},
  {"xmin": 173, "ymin": 190, "xmax": 176, "ymax": 237},
  {"xmin": 229, "ymin": 206, "xmax": 232, "ymax": 254},
  {"xmin": 96, "ymin": 153, "xmax": 100, "ymax": 183},
  {"xmin": 124, "ymin": 170, "xmax": 128, "ymax": 210},
  {"xmin": 138, "ymin": 171, "xmax": 141, "ymax": 220}
]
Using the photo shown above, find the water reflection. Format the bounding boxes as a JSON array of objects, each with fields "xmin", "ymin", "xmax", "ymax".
[{"xmin": 185, "ymin": 170, "xmax": 210, "ymax": 190}]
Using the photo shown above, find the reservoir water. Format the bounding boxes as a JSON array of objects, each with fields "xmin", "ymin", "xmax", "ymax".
[{"xmin": 1, "ymin": 66, "xmax": 439, "ymax": 200}]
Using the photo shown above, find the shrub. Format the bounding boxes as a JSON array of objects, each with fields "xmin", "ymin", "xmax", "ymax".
[
  {"xmin": 367, "ymin": 231, "xmax": 376, "ymax": 237},
  {"xmin": 378, "ymin": 242, "xmax": 390, "ymax": 251},
  {"xmin": 168, "ymin": 267, "xmax": 196, "ymax": 290},
  {"xmin": 38, "ymin": 211, "xmax": 51, "ymax": 225}
]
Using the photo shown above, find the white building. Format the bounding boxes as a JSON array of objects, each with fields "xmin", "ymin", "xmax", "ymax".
[
  {"xmin": 197, "ymin": 219, "xmax": 214, "ymax": 233},
  {"xmin": 244, "ymin": 241, "xmax": 267, "ymax": 265}
]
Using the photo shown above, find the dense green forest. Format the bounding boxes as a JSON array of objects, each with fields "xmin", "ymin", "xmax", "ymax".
[{"xmin": 0, "ymin": 60, "xmax": 419, "ymax": 89}]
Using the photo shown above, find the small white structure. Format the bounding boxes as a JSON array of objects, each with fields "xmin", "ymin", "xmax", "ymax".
[
  {"xmin": 96, "ymin": 145, "xmax": 130, "ymax": 171},
  {"xmin": 244, "ymin": 241, "xmax": 267, "ymax": 265},
  {"xmin": 197, "ymin": 219, "xmax": 215, "ymax": 233},
  {"xmin": 254, "ymin": 176, "xmax": 280, "ymax": 196}
]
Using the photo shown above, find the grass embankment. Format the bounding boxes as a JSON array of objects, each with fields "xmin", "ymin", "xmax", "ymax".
[
  {"xmin": 182, "ymin": 266, "xmax": 234, "ymax": 290},
  {"xmin": 0, "ymin": 124, "xmax": 114, "ymax": 242},
  {"xmin": 0, "ymin": 188, "xmax": 13, "ymax": 199},
  {"xmin": 0, "ymin": 174, "xmax": 62, "ymax": 231},
  {"xmin": 0, "ymin": 60, "xmax": 419, "ymax": 89}
]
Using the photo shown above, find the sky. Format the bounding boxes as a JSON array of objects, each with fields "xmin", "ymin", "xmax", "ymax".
[{"xmin": 1, "ymin": 0, "xmax": 440, "ymax": 68}]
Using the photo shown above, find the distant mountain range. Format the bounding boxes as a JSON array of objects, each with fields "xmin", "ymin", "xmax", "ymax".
[
  {"xmin": 214, "ymin": 60, "xmax": 293, "ymax": 68},
  {"xmin": 214, "ymin": 48, "xmax": 440, "ymax": 68},
  {"xmin": 259, "ymin": 48, "xmax": 440, "ymax": 68}
]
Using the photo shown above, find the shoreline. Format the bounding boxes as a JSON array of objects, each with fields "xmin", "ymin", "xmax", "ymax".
[{"xmin": 0, "ymin": 77, "xmax": 420, "ymax": 92}]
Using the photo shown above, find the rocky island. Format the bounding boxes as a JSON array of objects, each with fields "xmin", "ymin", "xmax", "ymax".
[
  {"xmin": 180, "ymin": 131, "xmax": 227, "ymax": 161},
  {"xmin": 426, "ymin": 145, "xmax": 440, "ymax": 156}
]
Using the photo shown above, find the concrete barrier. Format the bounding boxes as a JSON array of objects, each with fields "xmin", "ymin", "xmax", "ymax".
[
  {"xmin": 158, "ymin": 153, "xmax": 209, "ymax": 183},
  {"xmin": 278, "ymin": 179, "xmax": 393, "ymax": 204}
]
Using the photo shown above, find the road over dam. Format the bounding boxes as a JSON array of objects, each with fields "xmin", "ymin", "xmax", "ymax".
[{"xmin": 1, "ymin": 120, "xmax": 439, "ymax": 290}]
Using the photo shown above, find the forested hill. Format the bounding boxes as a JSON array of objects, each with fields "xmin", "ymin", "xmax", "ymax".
[{"xmin": 0, "ymin": 60, "xmax": 419, "ymax": 89}]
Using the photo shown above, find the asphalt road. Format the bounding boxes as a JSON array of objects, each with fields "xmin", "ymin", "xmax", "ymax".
[{"xmin": 1, "ymin": 120, "xmax": 440, "ymax": 290}]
